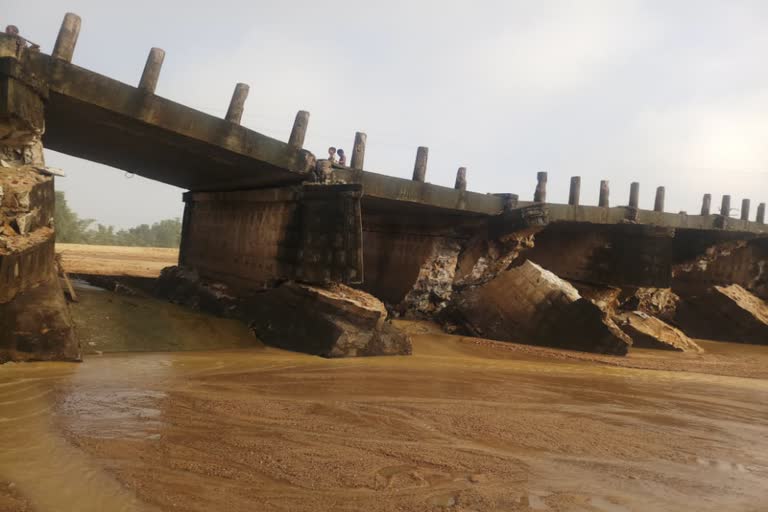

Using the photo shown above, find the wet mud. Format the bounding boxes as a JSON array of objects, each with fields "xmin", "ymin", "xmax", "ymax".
[{"xmin": 1, "ymin": 307, "xmax": 768, "ymax": 511}]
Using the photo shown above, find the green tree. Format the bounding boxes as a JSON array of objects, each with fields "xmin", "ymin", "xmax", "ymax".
[
  {"xmin": 54, "ymin": 191, "xmax": 94, "ymax": 243},
  {"xmin": 54, "ymin": 191, "xmax": 182, "ymax": 248}
]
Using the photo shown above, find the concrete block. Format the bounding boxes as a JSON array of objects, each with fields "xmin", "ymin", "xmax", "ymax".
[{"xmin": 452, "ymin": 260, "xmax": 631, "ymax": 355}]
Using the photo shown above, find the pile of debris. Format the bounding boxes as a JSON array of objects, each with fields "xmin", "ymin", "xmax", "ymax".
[
  {"xmin": 0, "ymin": 142, "xmax": 80, "ymax": 363},
  {"xmin": 156, "ymin": 266, "xmax": 412, "ymax": 358}
]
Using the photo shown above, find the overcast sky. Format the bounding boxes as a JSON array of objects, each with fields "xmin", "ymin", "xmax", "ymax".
[{"xmin": 6, "ymin": 1, "xmax": 768, "ymax": 227}]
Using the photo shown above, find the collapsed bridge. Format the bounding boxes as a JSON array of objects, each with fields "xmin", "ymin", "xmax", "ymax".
[{"xmin": 2, "ymin": 13, "xmax": 768, "ymax": 361}]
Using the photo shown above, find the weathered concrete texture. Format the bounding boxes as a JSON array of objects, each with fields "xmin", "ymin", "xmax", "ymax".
[
  {"xmin": 249, "ymin": 282, "xmax": 411, "ymax": 357},
  {"xmin": 521, "ymin": 223, "xmax": 675, "ymax": 288},
  {"xmin": 454, "ymin": 230, "xmax": 537, "ymax": 288},
  {"xmin": 0, "ymin": 273, "xmax": 81, "ymax": 362},
  {"xmin": 569, "ymin": 282, "xmax": 622, "ymax": 312},
  {"xmin": 452, "ymin": 261, "xmax": 631, "ymax": 355},
  {"xmin": 676, "ymin": 285, "xmax": 768, "ymax": 344},
  {"xmin": 619, "ymin": 287, "xmax": 680, "ymax": 322},
  {"xmin": 156, "ymin": 266, "xmax": 411, "ymax": 358},
  {"xmin": 672, "ymin": 238, "xmax": 768, "ymax": 300},
  {"xmin": 401, "ymin": 238, "xmax": 460, "ymax": 316},
  {"xmin": 12, "ymin": 48, "xmax": 316, "ymax": 191},
  {"xmin": 615, "ymin": 311, "xmax": 702, "ymax": 353},
  {"xmin": 181, "ymin": 184, "xmax": 363, "ymax": 289}
]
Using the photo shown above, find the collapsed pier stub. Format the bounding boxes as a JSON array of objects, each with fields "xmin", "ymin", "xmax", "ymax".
[
  {"xmin": 629, "ymin": 182, "xmax": 640, "ymax": 209},
  {"xmin": 350, "ymin": 132, "xmax": 367, "ymax": 169},
  {"xmin": 599, "ymin": 180, "xmax": 610, "ymax": 207},
  {"xmin": 741, "ymin": 199, "xmax": 751, "ymax": 221},
  {"xmin": 455, "ymin": 167, "xmax": 467, "ymax": 191},
  {"xmin": 52, "ymin": 12, "xmax": 81, "ymax": 62},
  {"xmin": 757, "ymin": 203, "xmax": 766, "ymax": 224},
  {"xmin": 138, "ymin": 47, "xmax": 165, "ymax": 94},
  {"xmin": 534, "ymin": 172, "xmax": 547, "ymax": 202},
  {"xmin": 568, "ymin": 176, "xmax": 581, "ymax": 206},
  {"xmin": 288, "ymin": 110, "xmax": 310, "ymax": 149},
  {"xmin": 412, "ymin": 146, "xmax": 428, "ymax": 182},
  {"xmin": 654, "ymin": 186, "xmax": 665, "ymax": 212},
  {"xmin": 225, "ymin": 83, "xmax": 249, "ymax": 124},
  {"xmin": 701, "ymin": 194, "xmax": 712, "ymax": 215},
  {"xmin": 721, "ymin": 195, "xmax": 731, "ymax": 217}
]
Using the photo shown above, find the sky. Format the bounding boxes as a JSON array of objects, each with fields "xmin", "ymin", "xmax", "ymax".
[{"xmin": 5, "ymin": 0, "xmax": 768, "ymax": 227}]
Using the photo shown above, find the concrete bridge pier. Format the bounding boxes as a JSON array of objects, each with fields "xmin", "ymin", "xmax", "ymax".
[{"xmin": 0, "ymin": 33, "xmax": 80, "ymax": 361}]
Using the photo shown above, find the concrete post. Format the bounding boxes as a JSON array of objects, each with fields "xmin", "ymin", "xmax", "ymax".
[
  {"xmin": 599, "ymin": 180, "xmax": 610, "ymax": 207},
  {"xmin": 455, "ymin": 167, "xmax": 467, "ymax": 191},
  {"xmin": 757, "ymin": 203, "xmax": 766, "ymax": 224},
  {"xmin": 138, "ymin": 48, "xmax": 165, "ymax": 94},
  {"xmin": 741, "ymin": 198, "xmax": 751, "ymax": 221},
  {"xmin": 568, "ymin": 176, "xmax": 581, "ymax": 206},
  {"xmin": 225, "ymin": 83, "xmax": 249, "ymax": 125},
  {"xmin": 350, "ymin": 132, "xmax": 366, "ymax": 169},
  {"xmin": 534, "ymin": 172, "xmax": 547, "ymax": 202},
  {"xmin": 412, "ymin": 146, "xmax": 428, "ymax": 182},
  {"xmin": 721, "ymin": 195, "xmax": 731, "ymax": 216},
  {"xmin": 52, "ymin": 13, "xmax": 81, "ymax": 62},
  {"xmin": 654, "ymin": 186, "xmax": 665, "ymax": 212},
  {"xmin": 701, "ymin": 194, "xmax": 711, "ymax": 215},
  {"xmin": 288, "ymin": 110, "xmax": 310, "ymax": 149},
  {"xmin": 629, "ymin": 182, "xmax": 640, "ymax": 209}
]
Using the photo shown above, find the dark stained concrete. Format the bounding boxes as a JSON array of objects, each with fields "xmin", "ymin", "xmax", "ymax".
[{"xmin": 19, "ymin": 50, "xmax": 316, "ymax": 191}]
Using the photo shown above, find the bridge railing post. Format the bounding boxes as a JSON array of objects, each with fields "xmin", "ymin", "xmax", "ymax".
[
  {"xmin": 599, "ymin": 180, "xmax": 609, "ymax": 207},
  {"xmin": 629, "ymin": 182, "xmax": 640, "ymax": 209},
  {"xmin": 741, "ymin": 198, "xmax": 751, "ymax": 221},
  {"xmin": 138, "ymin": 48, "xmax": 165, "ymax": 94},
  {"xmin": 568, "ymin": 176, "xmax": 581, "ymax": 206},
  {"xmin": 455, "ymin": 167, "xmax": 467, "ymax": 191},
  {"xmin": 350, "ymin": 132, "xmax": 367, "ymax": 169},
  {"xmin": 757, "ymin": 203, "xmax": 766, "ymax": 224},
  {"xmin": 288, "ymin": 110, "xmax": 310, "ymax": 149},
  {"xmin": 721, "ymin": 195, "xmax": 731, "ymax": 217},
  {"xmin": 225, "ymin": 83, "xmax": 249, "ymax": 125},
  {"xmin": 52, "ymin": 13, "xmax": 81, "ymax": 62},
  {"xmin": 654, "ymin": 186, "xmax": 665, "ymax": 212},
  {"xmin": 701, "ymin": 193, "xmax": 712, "ymax": 215},
  {"xmin": 412, "ymin": 147, "xmax": 428, "ymax": 182},
  {"xmin": 534, "ymin": 172, "xmax": 547, "ymax": 202}
]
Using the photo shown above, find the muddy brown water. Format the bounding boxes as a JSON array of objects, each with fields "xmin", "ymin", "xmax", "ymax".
[{"xmin": 1, "ymin": 286, "xmax": 768, "ymax": 511}]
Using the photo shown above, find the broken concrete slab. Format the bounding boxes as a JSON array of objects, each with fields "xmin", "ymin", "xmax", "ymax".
[
  {"xmin": 676, "ymin": 284, "xmax": 768, "ymax": 344},
  {"xmin": 452, "ymin": 260, "xmax": 631, "ymax": 355},
  {"xmin": 619, "ymin": 287, "xmax": 680, "ymax": 322},
  {"xmin": 249, "ymin": 282, "xmax": 412, "ymax": 358},
  {"xmin": 157, "ymin": 266, "xmax": 412, "ymax": 357},
  {"xmin": 615, "ymin": 311, "xmax": 703, "ymax": 353}
]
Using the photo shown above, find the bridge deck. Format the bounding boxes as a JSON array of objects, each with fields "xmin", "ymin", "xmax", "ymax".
[{"xmin": 21, "ymin": 51, "xmax": 314, "ymax": 191}]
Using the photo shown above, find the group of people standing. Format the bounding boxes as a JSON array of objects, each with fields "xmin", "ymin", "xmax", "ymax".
[{"xmin": 326, "ymin": 147, "xmax": 347, "ymax": 166}]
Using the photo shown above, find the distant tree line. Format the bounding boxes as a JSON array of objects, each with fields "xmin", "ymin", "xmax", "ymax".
[{"xmin": 55, "ymin": 191, "xmax": 182, "ymax": 248}]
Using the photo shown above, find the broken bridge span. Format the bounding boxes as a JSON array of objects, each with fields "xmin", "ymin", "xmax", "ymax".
[{"xmin": 2, "ymin": 13, "xmax": 768, "ymax": 361}]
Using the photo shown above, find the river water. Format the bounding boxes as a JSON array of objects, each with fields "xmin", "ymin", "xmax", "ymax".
[{"xmin": 0, "ymin": 286, "xmax": 767, "ymax": 511}]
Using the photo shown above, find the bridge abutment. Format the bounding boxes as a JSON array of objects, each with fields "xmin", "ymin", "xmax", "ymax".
[{"xmin": 0, "ymin": 37, "xmax": 80, "ymax": 362}]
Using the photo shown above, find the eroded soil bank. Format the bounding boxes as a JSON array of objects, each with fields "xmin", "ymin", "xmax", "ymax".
[{"xmin": 1, "ymin": 313, "xmax": 767, "ymax": 511}]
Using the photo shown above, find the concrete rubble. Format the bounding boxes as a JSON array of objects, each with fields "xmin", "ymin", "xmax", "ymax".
[
  {"xmin": 400, "ymin": 239, "xmax": 461, "ymax": 316},
  {"xmin": 676, "ymin": 284, "xmax": 768, "ymax": 344},
  {"xmin": 0, "ymin": 144, "xmax": 81, "ymax": 362},
  {"xmin": 615, "ymin": 311, "xmax": 703, "ymax": 353},
  {"xmin": 156, "ymin": 266, "xmax": 412, "ymax": 357},
  {"xmin": 619, "ymin": 287, "xmax": 680, "ymax": 322},
  {"xmin": 451, "ymin": 260, "xmax": 632, "ymax": 355}
]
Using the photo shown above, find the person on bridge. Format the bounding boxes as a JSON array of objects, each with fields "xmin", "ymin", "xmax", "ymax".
[
  {"xmin": 337, "ymin": 148, "xmax": 347, "ymax": 166},
  {"xmin": 328, "ymin": 147, "xmax": 338, "ymax": 164}
]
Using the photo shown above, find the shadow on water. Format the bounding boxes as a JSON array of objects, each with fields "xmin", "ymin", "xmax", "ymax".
[{"xmin": 69, "ymin": 279, "xmax": 261, "ymax": 354}]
